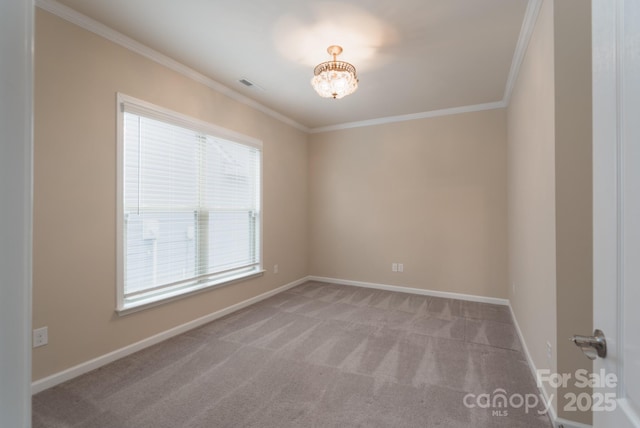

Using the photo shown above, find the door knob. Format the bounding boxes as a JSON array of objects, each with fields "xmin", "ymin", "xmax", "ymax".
[{"xmin": 570, "ymin": 329, "xmax": 607, "ymax": 360}]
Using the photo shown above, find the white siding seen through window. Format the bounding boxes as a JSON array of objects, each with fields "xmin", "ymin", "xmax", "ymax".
[{"xmin": 117, "ymin": 94, "xmax": 262, "ymax": 313}]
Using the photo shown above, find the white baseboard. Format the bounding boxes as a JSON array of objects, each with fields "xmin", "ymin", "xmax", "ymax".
[
  {"xmin": 34, "ymin": 275, "xmax": 508, "ymax": 394},
  {"xmin": 308, "ymin": 276, "xmax": 510, "ymax": 306},
  {"xmin": 508, "ymin": 304, "xmax": 592, "ymax": 428},
  {"xmin": 508, "ymin": 302, "xmax": 558, "ymax": 426},
  {"xmin": 308, "ymin": 278, "xmax": 592, "ymax": 428},
  {"xmin": 314, "ymin": 275, "xmax": 558, "ymax": 423},
  {"xmin": 31, "ymin": 274, "xmax": 591, "ymax": 428},
  {"xmin": 31, "ymin": 276, "xmax": 309, "ymax": 394}
]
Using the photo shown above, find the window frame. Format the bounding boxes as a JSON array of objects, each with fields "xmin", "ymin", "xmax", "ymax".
[{"xmin": 116, "ymin": 93, "xmax": 264, "ymax": 315}]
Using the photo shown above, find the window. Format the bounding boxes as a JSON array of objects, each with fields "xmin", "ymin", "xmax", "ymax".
[{"xmin": 117, "ymin": 94, "xmax": 262, "ymax": 313}]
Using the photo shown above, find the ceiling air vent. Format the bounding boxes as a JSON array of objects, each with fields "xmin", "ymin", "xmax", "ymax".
[
  {"xmin": 239, "ymin": 78, "xmax": 254, "ymax": 87},
  {"xmin": 238, "ymin": 78, "xmax": 264, "ymax": 91}
]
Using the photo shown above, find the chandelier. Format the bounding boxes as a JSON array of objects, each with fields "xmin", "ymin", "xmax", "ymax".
[{"xmin": 311, "ymin": 45, "xmax": 359, "ymax": 99}]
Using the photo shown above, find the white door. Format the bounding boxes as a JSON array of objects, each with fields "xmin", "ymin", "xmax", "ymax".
[{"xmin": 592, "ymin": 0, "xmax": 640, "ymax": 426}]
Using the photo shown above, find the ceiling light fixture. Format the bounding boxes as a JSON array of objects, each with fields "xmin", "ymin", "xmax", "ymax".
[{"xmin": 311, "ymin": 45, "xmax": 358, "ymax": 99}]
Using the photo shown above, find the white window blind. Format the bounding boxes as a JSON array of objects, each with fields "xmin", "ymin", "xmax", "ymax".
[{"xmin": 117, "ymin": 95, "xmax": 262, "ymax": 312}]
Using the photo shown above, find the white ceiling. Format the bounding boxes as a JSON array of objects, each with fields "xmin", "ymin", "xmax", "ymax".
[{"xmin": 47, "ymin": 0, "xmax": 532, "ymax": 130}]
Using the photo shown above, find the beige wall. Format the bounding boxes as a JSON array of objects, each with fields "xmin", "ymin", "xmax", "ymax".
[
  {"xmin": 554, "ymin": 0, "xmax": 593, "ymax": 423},
  {"xmin": 309, "ymin": 110, "xmax": 508, "ymax": 299},
  {"xmin": 507, "ymin": 0, "xmax": 558, "ymax": 407},
  {"xmin": 508, "ymin": 0, "xmax": 593, "ymax": 424},
  {"xmin": 34, "ymin": 8, "xmax": 594, "ymax": 427},
  {"xmin": 33, "ymin": 9, "xmax": 308, "ymax": 380}
]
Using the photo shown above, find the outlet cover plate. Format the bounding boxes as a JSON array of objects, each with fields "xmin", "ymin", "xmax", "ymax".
[{"xmin": 33, "ymin": 327, "xmax": 48, "ymax": 348}]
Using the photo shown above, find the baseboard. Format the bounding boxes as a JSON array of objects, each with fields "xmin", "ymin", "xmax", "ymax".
[
  {"xmin": 31, "ymin": 276, "xmax": 310, "ymax": 394},
  {"xmin": 308, "ymin": 276, "xmax": 510, "ymax": 306},
  {"xmin": 509, "ymin": 304, "xmax": 593, "ymax": 428},
  {"xmin": 308, "ymin": 277, "xmax": 593, "ymax": 427},
  {"xmin": 31, "ymin": 275, "xmax": 591, "ymax": 428},
  {"xmin": 508, "ymin": 302, "xmax": 558, "ymax": 425}
]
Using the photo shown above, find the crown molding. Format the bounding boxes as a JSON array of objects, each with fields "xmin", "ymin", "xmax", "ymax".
[
  {"xmin": 306, "ymin": 0, "xmax": 540, "ymax": 134},
  {"xmin": 34, "ymin": 0, "xmax": 310, "ymax": 133},
  {"xmin": 36, "ymin": 0, "xmax": 539, "ymax": 135},
  {"xmin": 502, "ymin": 0, "xmax": 544, "ymax": 105},
  {"xmin": 309, "ymin": 101, "xmax": 507, "ymax": 134}
]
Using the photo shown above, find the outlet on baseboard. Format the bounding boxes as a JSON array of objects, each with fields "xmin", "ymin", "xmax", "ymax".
[
  {"xmin": 33, "ymin": 327, "xmax": 48, "ymax": 348},
  {"xmin": 273, "ymin": 264, "xmax": 279, "ymax": 274}
]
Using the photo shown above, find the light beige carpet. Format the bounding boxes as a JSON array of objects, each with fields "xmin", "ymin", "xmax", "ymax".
[{"xmin": 33, "ymin": 281, "xmax": 553, "ymax": 427}]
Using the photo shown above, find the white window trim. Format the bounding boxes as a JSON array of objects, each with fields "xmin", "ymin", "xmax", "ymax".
[{"xmin": 116, "ymin": 93, "xmax": 264, "ymax": 315}]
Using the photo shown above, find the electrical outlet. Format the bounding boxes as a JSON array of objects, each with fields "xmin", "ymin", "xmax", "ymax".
[
  {"xmin": 398, "ymin": 263, "xmax": 404, "ymax": 273},
  {"xmin": 273, "ymin": 264, "xmax": 279, "ymax": 274},
  {"xmin": 33, "ymin": 327, "xmax": 48, "ymax": 348},
  {"xmin": 392, "ymin": 263, "xmax": 398, "ymax": 272}
]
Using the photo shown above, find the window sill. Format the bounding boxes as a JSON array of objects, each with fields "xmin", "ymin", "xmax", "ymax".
[{"xmin": 116, "ymin": 269, "xmax": 265, "ymax": 316}]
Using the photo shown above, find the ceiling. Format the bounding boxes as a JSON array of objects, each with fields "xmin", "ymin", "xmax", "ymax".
[{"xmin": 49, "ymin": 0, "xmax": 531, "ymax": 131}]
